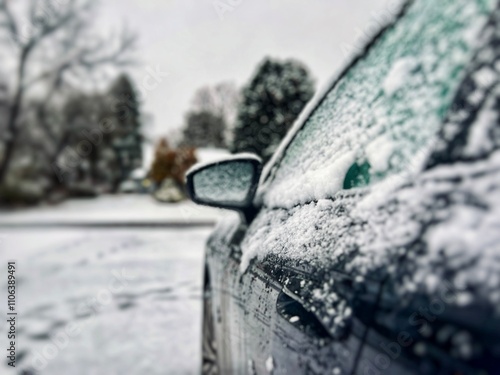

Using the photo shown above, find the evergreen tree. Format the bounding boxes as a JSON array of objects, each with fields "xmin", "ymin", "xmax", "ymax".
[
  {"xmin": 231, "ymin": 58, "xmax": 315, "ymax": 161},
  {"xmin": 107, "ymin": 74, "xmax": 143, "ymax": 179}
]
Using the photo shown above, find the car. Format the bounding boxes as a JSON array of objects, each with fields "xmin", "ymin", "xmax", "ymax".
[{"xmin": 186, "ymin": 0, "xmax": 500, "ymax": 373}]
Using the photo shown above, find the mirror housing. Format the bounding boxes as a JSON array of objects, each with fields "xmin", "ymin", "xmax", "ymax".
[{"xmin": 186, "ymin": 154, "xmax": 262, "ymax": 223}]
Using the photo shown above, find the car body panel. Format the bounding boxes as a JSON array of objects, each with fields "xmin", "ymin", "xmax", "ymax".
[{"xmin": 206, "ymin": 214, "xmax": 379, "ymax": 374}]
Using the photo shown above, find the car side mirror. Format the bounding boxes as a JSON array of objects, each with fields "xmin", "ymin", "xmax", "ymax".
[{"xmin": 186, "ymin": 154, "xmax": 262, "ymax": 224}]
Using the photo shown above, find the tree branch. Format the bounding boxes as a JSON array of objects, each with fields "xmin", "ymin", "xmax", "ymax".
[
  {"xmin": 0, "ymin": 0, "xmax": 19, "ymax": 45},
  {"xmin": 0, "ymin": 0, "xmax": 136, "ymax": 183}
]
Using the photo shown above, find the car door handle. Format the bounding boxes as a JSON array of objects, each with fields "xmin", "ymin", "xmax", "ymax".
[{"xmin": 276, "ymin": 290, "xmax": 333, "ymax": 341}]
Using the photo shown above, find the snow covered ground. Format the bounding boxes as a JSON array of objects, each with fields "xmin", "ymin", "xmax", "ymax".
[
  {"xmin": 0, "ymin": 196, "xmax": 227, "ymax": 374},
  {"xmin": 0, "ymin": 195, "xmax": 226, "ymax": 226}
]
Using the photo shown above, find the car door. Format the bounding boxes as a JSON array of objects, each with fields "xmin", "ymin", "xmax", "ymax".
[
  {"xmin": 225, "ymin": 0, "xmax": 497, "ymax": 374},
  {"xmin": 206, "ymin": 228, "xmax": 378, "ymax": 375},
  {"xmin": 240, "ymin": 246, "xmax": 383, "ymax": 375},
  {"xmin": 207, "ymin": 219, "xmax": 375, "ymax": 375}
]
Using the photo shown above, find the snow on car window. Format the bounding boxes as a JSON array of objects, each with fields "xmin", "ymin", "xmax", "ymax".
[{"xmin": 263, "ymin": 0, "xmax": 494, "ymax": 208}]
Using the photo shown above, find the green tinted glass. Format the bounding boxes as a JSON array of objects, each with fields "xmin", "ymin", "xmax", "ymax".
[{"xmin": 264, "ymin": 0, "xmax": 494, "ymax": 206}]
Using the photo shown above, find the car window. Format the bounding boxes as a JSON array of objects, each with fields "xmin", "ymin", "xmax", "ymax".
[{"xmin": 262, "ymin": 0, "xmax": 495, "ymax": 208}]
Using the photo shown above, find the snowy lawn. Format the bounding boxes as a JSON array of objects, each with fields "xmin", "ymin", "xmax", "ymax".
[{"xmin": 0, "ymin": 224, "xmax": 214, "ymax": 375}]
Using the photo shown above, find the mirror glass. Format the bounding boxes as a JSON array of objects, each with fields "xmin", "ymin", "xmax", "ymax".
[{"xmin": 192, "ymin": 161, "xmax": 256, "ymax": 207}]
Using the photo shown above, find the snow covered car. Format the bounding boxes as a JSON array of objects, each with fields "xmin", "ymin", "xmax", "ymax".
[{"xmin": 186, "ymin": 0, "xmax": 500, "ymax": 373}]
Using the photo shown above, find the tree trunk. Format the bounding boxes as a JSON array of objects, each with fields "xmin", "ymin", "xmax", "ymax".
[{"xmin": 0, "ymin": 48, "xmax": 29, "ymax": 183}]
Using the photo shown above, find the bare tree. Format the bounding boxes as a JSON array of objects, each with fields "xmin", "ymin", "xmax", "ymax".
[
  {"xmin": 191, "ymin": 82, "xmax": 239, "ymax": 126},
  {"xmin": 190, "ymin": 82, "xmax": 240, "ymax": 146},
  {"xmin": 180, "ymin": 110, "xmax": 226, "ymax": 149},
  {"xmin": 0, "ymin": 0, "xmax": 136, "ymax": 182}
]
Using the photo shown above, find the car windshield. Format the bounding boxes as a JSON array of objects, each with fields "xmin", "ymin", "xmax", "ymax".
[{"xmin": 261, "ymin": 0, "xmax": 495, "ymax": 208}]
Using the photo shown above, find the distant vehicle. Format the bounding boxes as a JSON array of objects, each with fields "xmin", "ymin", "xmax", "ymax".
[
  {"xmin": 187, "ymin": 0, "xmax": 500, "ymax": 374},
  {"xmin": 118, "ymin": 168, "xmax": 155, "ymax": 194},
  {"xmin": 118, "ymin": 179, "xmax": 140, "ymax": 194}
]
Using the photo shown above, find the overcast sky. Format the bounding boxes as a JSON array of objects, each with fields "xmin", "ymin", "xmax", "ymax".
[{"xmin": 97, "ymin": 0, "xmax": 395, "ymax": 138}]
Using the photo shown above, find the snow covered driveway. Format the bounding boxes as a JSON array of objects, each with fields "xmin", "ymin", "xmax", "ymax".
[{"xmin": 0, "ymin": 225, "xmax": 213, "ymax": 375}]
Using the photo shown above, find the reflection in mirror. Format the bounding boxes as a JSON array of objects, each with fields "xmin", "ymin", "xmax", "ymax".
[{"xmin": 193, "ymin": 161, "xmax": 255, "ymax": 207}]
